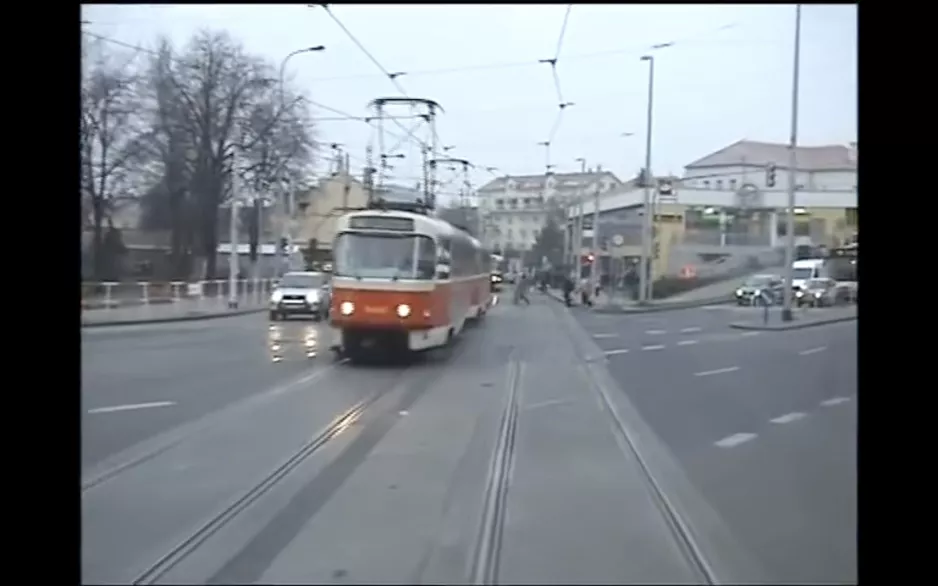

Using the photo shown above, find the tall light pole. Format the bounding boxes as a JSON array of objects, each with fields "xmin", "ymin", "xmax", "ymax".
[
  {"xmin": 781, "ymin": 4, "xmax": 803, "ymax": 322},
  {"xmin": 639, "ymin": 54, "xmax": 655, "ymax": 303},
  {"xmin": 277, "ymin": 45, "xmax": 325, "ymax": 276}
]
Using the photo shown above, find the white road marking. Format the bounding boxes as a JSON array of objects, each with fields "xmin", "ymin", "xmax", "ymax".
[
  {"xmin": 799, "ymin": 346, "xmax": 827, "ymax": 355},
  {"xmin": 770, "ymin": 412, "xmax": 807, "ymax": 424},
  {"xmin": 677, "ymin": 339, "xmax": 699, "ymax": 346},
  {"xmin": 88, "ymin": 401, "xmax": 176, "ymax": 414},
  {"xmin": 739, "ymin": 331, "xmax": 761, "ymax": 337},
  {"xmin": 641, "ymin": 344, "xmax": 666, "ymax": 351},
  {"xmin": 680, "ymin": 327, "xmax": 702, "ymax": 333},
  {"xmin": 694, "ymin": 366, "xmax": 740, "ymax": 377},
  {"xmin": 645, "ymin": 329, "xmax": 667, "ymax": 335},
  {"xmin": 604, "ymin": 348, "xmax": 630, "ymax": 356},
  {"xmin": 821, "ymin": 397, "xmax": 851, "ymax": 407},
  {"xmin": 714, "ymin": 433, "xmax": 757, "ymax": 448},
  {"xmin": 592, "ymin": 333, "xmax": 619, "ymax": 339}
]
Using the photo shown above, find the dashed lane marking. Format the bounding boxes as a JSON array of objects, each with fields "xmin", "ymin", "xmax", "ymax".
[
  {"xmin": 680, "ymin": 327, "xmax": 702, "ymax": 333},
  {"xmin": 645, "ymin": 329, "xmax": 667, "ymax": 335},
  {"xmin": 603, "ymin": 348, "xmax": 630, "ymax": 356},
  {"xmin": 821, "ymin": 397, "xmax": 851, "ymax": 407},
  {"xmin": 714, "ymin": 433, "xmax": 757, "ymax": 448},
  {"xmin": 592, "ymin": 333, "xmax": 619, "ymax": 339},
  {"xmin": 798, "ymin": 346, "xmax": 827, "ymax": 355},
  {"xmin": 770, "ymin": 412, "xmax": 807, "ymax": 424},
  {"xmin": 739, "ymin": 331, "xmax": 761, "ymax": 337},
  {"xmin": 676, "ymin": 339, "xmax": 699, "ymax": 346},
  {"xmin": 641, "ymin": 344, "xmax": 666, "ymax": 351},
  {"xmin": 87, "ymin": 401, "xmax": 176, "ymax": 414},
  {"xmin": 694, "ymin": 366, "xmax": 740, "ymax": 377}
]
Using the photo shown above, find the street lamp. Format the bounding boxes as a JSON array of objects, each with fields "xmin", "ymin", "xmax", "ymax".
[
  {"xmin": 276, "ymin": 45, "xmax": 324, "ymax": 276},
  {"xmin": 781, "ymin": 5, "xmax": 803, "ymax": 322}
]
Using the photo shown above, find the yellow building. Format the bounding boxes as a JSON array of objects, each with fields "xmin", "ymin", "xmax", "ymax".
[
  {"xmin": 570, "ymin": 185, "xmax": 858, "ymax": 280},
  {"xmin": 295, "ymin": 171, "xmax": 368, "ymax": 259}
]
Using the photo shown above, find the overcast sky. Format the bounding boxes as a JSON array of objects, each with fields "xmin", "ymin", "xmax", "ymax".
[{"xmin": 82, "ymin": 4, "xmax": 856, "ymax": 203}]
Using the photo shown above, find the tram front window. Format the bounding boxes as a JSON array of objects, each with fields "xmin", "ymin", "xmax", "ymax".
[{"xmin": 334, "ymin": 233, "xmax": 435, "ymax": 280}]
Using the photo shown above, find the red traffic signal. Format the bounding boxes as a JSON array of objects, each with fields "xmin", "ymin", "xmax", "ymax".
[{"xmin": 582, "ymin": 253, "xmax": 595, "ymax": 264}]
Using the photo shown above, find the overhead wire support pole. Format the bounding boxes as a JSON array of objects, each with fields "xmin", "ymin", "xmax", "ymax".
[
  {"xmin": 639, "ymin": 53, "xmax": 655, "ymax": 303},
  {"xmin": 781, "ymin": 4, "xmax": 803, "ymax": 322}
]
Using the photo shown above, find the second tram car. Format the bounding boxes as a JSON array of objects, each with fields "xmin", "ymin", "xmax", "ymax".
[{"xmin": 328, "ymin": 208, "xmax": 492, "ymax": 361}]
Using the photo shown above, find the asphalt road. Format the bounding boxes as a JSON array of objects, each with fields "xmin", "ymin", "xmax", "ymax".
[
  {"xmin": 82, "ymin": 297, "xmax": 725, "ymax": 585},
  {"xmin": 574, "ymin": 305, "xmax": 857, "ymax": 583},
  {"xmin": 80, "ymin": 313, "xmax": 335, "ymax": 471}
]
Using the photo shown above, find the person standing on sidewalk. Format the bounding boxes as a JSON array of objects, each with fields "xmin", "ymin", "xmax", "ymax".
[
  {"xmin": 562, "ymin": 273, "xmax": 575, "ymax": 307},
  {"xmin": 516, "ymin": 272, "xmax": 531, "ymax": 305}
]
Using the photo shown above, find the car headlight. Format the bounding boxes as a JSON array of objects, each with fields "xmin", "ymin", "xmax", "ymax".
[
  {"xmin": 340, "ymin": 301, "xmax": 354, "ymax": 315},
  {"xmin": 814, "ymin": 291, "xmax": 823, "ymax": 298},
  {"xmin": 396, "ymin": 304, "xmax": 411, "ymax": 318},
  {"xmin": 735, "ymin": 288, "xmax": 743, "ymax": 296},
  {"xmin": 796, "ymin": 290, "xmax": 804, "ymax": 297},
  {"xmin": 305, "ymin": 291, "xmax": 319, "ymax": 303},
  {"xmin": 270, "ymin": 290, "xmax": 283, "ymax": 303}
]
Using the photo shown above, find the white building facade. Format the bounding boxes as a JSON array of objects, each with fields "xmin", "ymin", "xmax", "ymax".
[{"xmin": 477, "ymin": 168, "xmax": 624, "ymax": 253}]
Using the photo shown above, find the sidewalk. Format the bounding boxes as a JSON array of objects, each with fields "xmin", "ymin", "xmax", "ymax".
[
  {"xmin": 730, "ymin": 304, "xmax": 857, "ymax": 331},
  {"xmin": 81, "ymin": 297, "xmax": 267, "ymax": 327},
  {"xmin": 543, "ymin": 269, "xmax": 779, "ymax": 314}
]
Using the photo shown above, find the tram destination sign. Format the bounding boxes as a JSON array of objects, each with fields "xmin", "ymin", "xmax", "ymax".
[{"xmin": 349, "ymin": 216, "xmax": 415, "ymax": 232}]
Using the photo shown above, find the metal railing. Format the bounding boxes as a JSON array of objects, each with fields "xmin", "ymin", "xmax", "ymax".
[{"xmin": 81, "ymin": 279, "xmax": 276, "ymax": 311}]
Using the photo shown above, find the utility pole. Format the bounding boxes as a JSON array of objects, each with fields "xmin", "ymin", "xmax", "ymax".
[
  {"xmin": 781, "ymin": 4, "xmax": 803, "ymax": 322},
  {"xmin": 639, "ymin": 54, "xmax": 656, "ymax": 303},
  {"xmin": 279, "ymin": 178, "xmax": 293, "ymax": 276},
  {"xmin": 342, "ymin": 152, "xmax": 351, "ymax": 210},
  {"xmin": 227, "ymin": 165, "xmax": 241, "ymax": 309},
  {"xmin": 589, "ymin": 184, "xmax": 601, "ymax": 293}
]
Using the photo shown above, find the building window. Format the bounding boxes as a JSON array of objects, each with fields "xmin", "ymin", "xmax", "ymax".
[
  {"xmin": 729, "ymin": 179, "xmax": 737, "ymax": 190},
  {"xmin": 846, "ymin": 207, "xmax": 858, "ymax": 227},
  {"xmin": 509, "ymin": 198, "xmax": 518, "ymax": 209},
  {"xmin": 495, "ymin": 199, "xmax": 504, "ymax": 209},
  {"xmin": 703, "ymin": 180, "xmax": 710, "ymax": 188},
  {"xmin": 716, "ymin": 179, "xmax": 723, "ymax": 190}
]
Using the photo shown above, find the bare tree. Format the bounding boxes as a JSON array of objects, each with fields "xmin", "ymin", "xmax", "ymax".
[
  {"xmin": 80, "ymin": 38, "xmax": 149, "ymax": 279},
  {"xmin": 135, "ymin": 30, "xmax": 316, "ymax": 279}
]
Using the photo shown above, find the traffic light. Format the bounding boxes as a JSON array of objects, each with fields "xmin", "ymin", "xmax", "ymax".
[
  {"xmin": 279, "ymin": 237, "xmax": 289, "ymax": 255},
  {"xmin": 583, "ymin": 253, "xmax": 595, "ymax": 264},
  {"xmin": 765, "ymin": 163, "xmax": 777, "ymax": 188}
]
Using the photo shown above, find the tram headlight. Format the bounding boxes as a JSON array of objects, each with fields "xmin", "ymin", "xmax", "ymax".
[
  {"xmin": 340, "ymin": 301, "xmax": 355, "ymax": 315},
  {"xmin": 396, "ymin": 304, "xmax": 411, "ymax": 318}
]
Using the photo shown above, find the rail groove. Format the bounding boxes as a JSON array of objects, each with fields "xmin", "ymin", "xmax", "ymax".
[
  {"xmin": 550, "ymin": 301, "xmax": 719, "ymax": 585},
  {"xmin": 470, "ymin": 357, "xmax": 523, "ymax": 585}
]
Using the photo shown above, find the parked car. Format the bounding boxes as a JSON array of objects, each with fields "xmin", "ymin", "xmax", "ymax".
[
  {"xmin": 735, "ymin": 274, "xmax": 784, "ymax": 305},
  {"xmin": 796, "ymin": 277, "xmax": 849, "ymax": 307}
]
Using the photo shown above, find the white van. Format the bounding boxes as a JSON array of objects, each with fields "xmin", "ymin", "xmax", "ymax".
[{"xmin": 791, "ymin": 259, "xmax": 826, "ymax": 290}]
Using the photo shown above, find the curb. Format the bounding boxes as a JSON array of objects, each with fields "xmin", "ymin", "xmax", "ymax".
[
  {"xmin": 543, "ymin": 290, "xmax": 733, "ymax": 314},
  {"xmin": 729, "ymin": 313, "xmax": 857, "ymax": 331},
  {"xmin": 81, "ymin": 307, "xmax": 267, "ymax": 328}
]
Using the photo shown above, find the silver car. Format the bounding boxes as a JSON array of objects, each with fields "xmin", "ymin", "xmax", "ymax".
[
  {"xmin": 735, "ymin": 274, "xmax": 784, "ymax": 305},
  {"xmin": 269, "ymin": 271, "xmax": 330, "ymax": 321},
  {"xmin": 796, "ymin": 277, "xmax": 848, "ymax": 307}
]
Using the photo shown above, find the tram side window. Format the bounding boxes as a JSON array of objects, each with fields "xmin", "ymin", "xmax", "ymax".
[
  {"xmin": 437, "ymin": 237, "xmax": 452, "ymax": 280},
  {"xmin": 453, "ymin": 238, "xmax": 470, "ymax": 278},
  {"xmin": 416, "ymin": 236, "xmax": 436, "ymax": 280}
]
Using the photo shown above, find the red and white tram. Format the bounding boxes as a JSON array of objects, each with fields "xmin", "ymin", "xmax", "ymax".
[{"xmin": 328, "ymin": 207, "xmax": 492, "ymax": 361}]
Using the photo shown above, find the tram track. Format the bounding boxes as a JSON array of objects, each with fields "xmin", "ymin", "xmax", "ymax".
[
  {"xmin": 121, "ymin": 338, "xmax": 477, "ymax": 585},
  {"xmin": 469, "ymin": 356, "xmax": 522, "ymax": 585},
  {"xmin": 548, "ymin": 301, "xmax": 719, "ymax": 585},
  {"xmin": 130, "ymin": 377, "xmax": 390, "ymax": 585}
]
